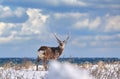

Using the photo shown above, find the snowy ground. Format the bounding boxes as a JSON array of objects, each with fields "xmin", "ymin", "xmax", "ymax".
[
  {"xmin": 0, "ymin": 61, "xmax": 119, "ymax": 79},
  {"xmin": 0, "ymin": 65, "xmax": 46, "ymax": 79}
]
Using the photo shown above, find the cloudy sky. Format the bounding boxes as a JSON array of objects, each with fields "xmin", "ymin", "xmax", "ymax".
[{"xmin": 0, "ymin": 0, "xmax": 120, "ymax": 58}]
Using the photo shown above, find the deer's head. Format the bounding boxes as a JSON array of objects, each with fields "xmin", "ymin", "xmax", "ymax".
[{"xmin": 54, "ymin": 33, "xmax": 69, "ymax": 49}]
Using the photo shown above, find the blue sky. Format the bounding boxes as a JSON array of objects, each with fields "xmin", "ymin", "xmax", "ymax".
[{"xmin": 0, "ymin": 0, "xmax": 120, "ymax": 58}]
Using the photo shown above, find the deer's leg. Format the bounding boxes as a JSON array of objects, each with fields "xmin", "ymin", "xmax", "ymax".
[
  {"xmin": 43, "ymin": 58, "xmax": 47, "ymax": 70},
  {"xmin": 36, "ymin": 56, "xmax": 41, "ymax": 71}
]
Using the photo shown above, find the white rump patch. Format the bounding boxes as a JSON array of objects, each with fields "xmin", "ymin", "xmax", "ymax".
[{"xmin": 37, "ymin": 50, "xmax": 45, "ymax": 59}]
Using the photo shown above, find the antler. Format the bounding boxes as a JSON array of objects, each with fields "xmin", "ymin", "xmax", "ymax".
[
  {"xmin": 64, "ymin": 34, "xmax": 69, "ymax": 43},
  {"xmin": 54, "ymin": 33, "xmax": 61, "ymax": 43}
]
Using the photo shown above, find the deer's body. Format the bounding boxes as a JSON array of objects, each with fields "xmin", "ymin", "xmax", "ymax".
[
  {"xmin": 38, "ymin": 46, "xmax": 64, "ymax": 60},
  {"xmin": 36, "ymin": 34, "xmax": 69, "ymax": 70}
]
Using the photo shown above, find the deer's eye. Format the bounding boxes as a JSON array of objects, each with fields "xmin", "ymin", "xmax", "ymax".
[{"xmin": 60, "ymin": 43, "xmax": 63, "ymax": 46}]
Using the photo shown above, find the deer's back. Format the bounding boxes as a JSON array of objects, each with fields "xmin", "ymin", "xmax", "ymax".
[{"xmin": 38, "ymin": 46, "xmax": 60, "ymax": 59}]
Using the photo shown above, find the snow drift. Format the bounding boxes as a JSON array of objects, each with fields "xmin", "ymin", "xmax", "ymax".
[{"xmin": 46, "ymin": 61, "xmax": 94, "ymax": 79}]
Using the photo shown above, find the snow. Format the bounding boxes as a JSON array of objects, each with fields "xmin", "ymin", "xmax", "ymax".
[
  {"xmin": 0, "ymin": 61, "xmax": 119, "ymax": 79},
  {"xmin": 45, "ymin": 61, "xmax": 93, "ymax": 79},
  {"xmin": 0, "ymin": 67, "xmax": 46, "ymax": 79},
  {"xmin": 0, "ymin": 65, "xmax": 46, "ymax": 79}
]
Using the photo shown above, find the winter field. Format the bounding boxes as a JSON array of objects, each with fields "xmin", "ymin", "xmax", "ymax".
[{"xmin": 0, "ymin": 60, "xmax": 119, "ymax": 79}]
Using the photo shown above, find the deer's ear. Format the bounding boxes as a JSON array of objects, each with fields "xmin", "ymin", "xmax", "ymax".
[
  {"xmin": 63, "ymin": 40, "xmax": 66, "ymax": 43},
  {"xmin": 63, "ymin": 40, "xmax": 67, "ymax": 44},
  {"xmin": 63, "ymin": 35, "xmax": 69, "ymax": 43}
]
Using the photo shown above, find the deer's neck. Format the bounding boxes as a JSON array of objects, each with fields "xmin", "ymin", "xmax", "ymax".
[{"xmin": 57, "ymin": 46, "xmax": 64, "ymax": 55}]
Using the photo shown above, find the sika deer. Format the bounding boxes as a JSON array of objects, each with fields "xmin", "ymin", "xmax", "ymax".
[{"xmin": 36, "ymin": 34, "xmax": 69, "ymax": 70}]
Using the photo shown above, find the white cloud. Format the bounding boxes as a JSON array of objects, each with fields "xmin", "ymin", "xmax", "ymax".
[
  {"xmin": 104, "ymin": 15, "xmax": 120, "ymax": 32},
  {"xmin": 45, "ymin": 0, "xmax": 87, "ymax": 6},
  {"xmin": 1, "ymin": 0, "xmax": 119, "ymax": 11},
  {"xmin": 74, "ymin": 17, "xmax": 101, "ymax": 30},
  {"xmin": 0, "ymin": 8, "xmax": 49, "ymax": 43},
  {"xmin": 21, "ymin": 8, "xmax": 49, "ymax": 35},
  {"xmin": 71, "ymin": 38, "xmax": 87, "ymax": 47},
  {"xmin": 94, "ymin": 3, "xmax": 120, "ymax": 9},
  {"xmin": 0, "ymin": 31, "xmax": 17, "ymax": 43},
  {"xmin": 95, "ymin": 34, "xmax": 120, "ymax": 41},
  {"xmin": 74, "ymin": 19, "xmax": 89, "ymax": 29},
  {"xmin": 0, "ymin": 5, "xmax": 25, "ymax": 18},
  {"xmin": 0, "ymin": 23, "xmax": 5, "ymax": 35},
  {"xmin": 0, "ymin": 22, "xmax": 16, "ymax": 35},
  {"xmin": 0, "ymin": 6, "xmax": 12, "ymax": 18},
  {"xmin": 73, "ymin": 14, "xmax": 120, "ymax": 32},
  {"xmin": 54, "ymin": 12, "xmax": 88, "ymax": 20},
  {"xmin": 83, "ymin": 0, "xmax": 120, "ymax": 9},
  {"xmin": 0, "ymin": 22, "xmax": 21, "ymax": 43},
  {"xmin": 15, "ymin": 7, "xmax": 26, "ymax": 17},
  {"xmin": 0, "ymin": 35, "xmax": 13, "ymax": 43},
  {"xmin": 89, "ymin": 17, "xmax": 101, "ymax": 30},
  {"xmin": 90, "ymin": 41, "xmax": 120, "ymax": 47},
  {"xmin": 71, "ymin": 34, "xmax": 120, "ymax": 47},
  {"xmin": 60, "ymin": 0, "xmax": 87, "ymax": 6}
]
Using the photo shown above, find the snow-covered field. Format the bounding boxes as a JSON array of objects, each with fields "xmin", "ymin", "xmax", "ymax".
[{"xmin": 0, "ymin": 61, "xmax": 119, "ymax": 79}]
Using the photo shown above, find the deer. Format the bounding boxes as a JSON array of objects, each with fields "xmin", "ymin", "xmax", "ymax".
[{"xmin": 36, "ymin": 34, "xmax": 69, "ymax": 70}]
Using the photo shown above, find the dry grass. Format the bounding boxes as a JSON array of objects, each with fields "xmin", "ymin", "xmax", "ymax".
[
  {"xmin": 89, "ymin": 61, "xmax": 120, "ymax": 79},
  {"xmin": 3, "ymin": 61, "xmax": 14, "ymax": 69},
  {"xmin": 81, "ymin": 62, "xmax": 92, "ymax": 69},
  {"xmin": 71, "ymin": 61, "xmax": 120, "ymax": 79},
  {"xmin": 21, "ymin": 60, "xmax": 34, "ymax": 69},
  {"xmin": 2, "ymin": 60, "xmax": 35, "ymax": 70}
]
